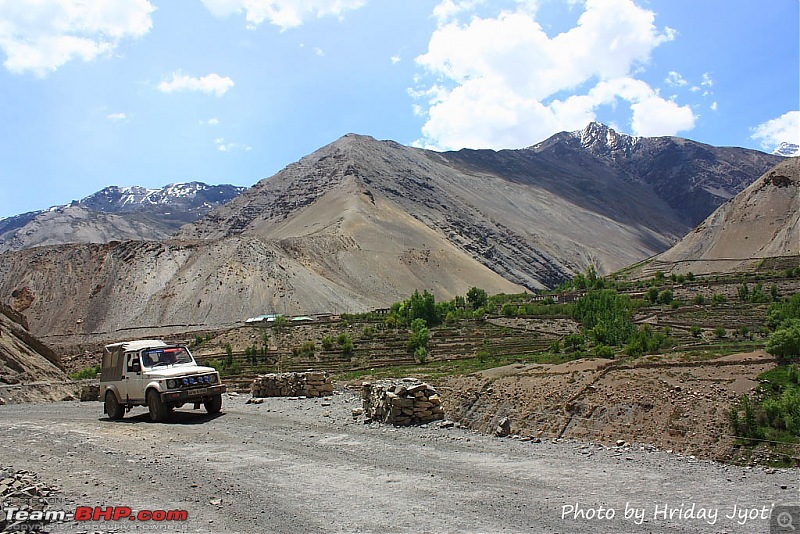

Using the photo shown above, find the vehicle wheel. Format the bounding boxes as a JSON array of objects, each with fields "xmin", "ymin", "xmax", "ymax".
[
  {"xmin": 147, "ymin": 390, "xmax": 169, "ymax": 423},
  {"xmin": 204, "ymin": 394, "xmax": 222, "ymax": 415},
  {"xmin": 105, "ymin": 391, "xmax": 125, "ymax": 420}
]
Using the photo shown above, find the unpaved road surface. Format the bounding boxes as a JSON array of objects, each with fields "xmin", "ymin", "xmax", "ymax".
[{"xmin": 0, "ymin": 391, "xmax": 797, "ymax": 533}]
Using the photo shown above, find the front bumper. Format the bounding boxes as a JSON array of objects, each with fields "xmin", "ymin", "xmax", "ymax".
[{"xmin": 161, "ymin": 385, "xmax": 226, "ymax": 403}]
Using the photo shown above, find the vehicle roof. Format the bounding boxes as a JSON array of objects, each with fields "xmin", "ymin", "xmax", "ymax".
[{"xmin": 104, "ymin": 339, "xmax": 169, "ymax": 352}]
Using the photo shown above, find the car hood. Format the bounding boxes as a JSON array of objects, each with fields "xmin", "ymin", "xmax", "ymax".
[{"xmin": 143, "ymin": 366, "xmax": 217, "ymax": 380}]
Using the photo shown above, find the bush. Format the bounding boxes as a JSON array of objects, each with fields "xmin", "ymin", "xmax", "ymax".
[
  {"xmin": 594, "ymin": 345, "xmax": 615, "ymax": 359},
  {"xmin": 69, "ymin": 364, "xmax": 102, "ymax": 381},
  {"xmin": 564, "ymin": 333, "xmax": 585, "ymax": 352},
  {"xmin": 337, "ymin": 333, "xmax": 355, "ymax": 355},
  {"xmin": 690, "ymin": 325, "xmax": 702, "ymax": 338},
  {"xmin": 624, "ymin": 325, "xmax": 667, "ymax": 357},
  {"xmin": 713, "ymin": 327, "xmax": 727, "ymax": 339},
  {"xmin": 711, "ymin": 293, "xmax": 728, "ymax": 306},
  {"xmin": 657, "ymin": 289, "xmax": 673, "ymax": 305},
  {"xmin": 321, "ymin": 335, "xmax": 335, "ymax": 351},
  {"xmin": 693, "ymin": 294, "xmax": 705, "ymax": 305},
  {"xmin": 766, "ymin": 320, "xmax": 800, "ymax": 363},
  {"xmin": 646, "ymin": 286, "xmax": 659, "ymax": 304},
  {"xmin": 414, "ymin": 346, "xmax": 428, "ymax": 364}
]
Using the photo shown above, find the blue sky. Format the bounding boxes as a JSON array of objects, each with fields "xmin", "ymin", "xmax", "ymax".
[{"xmin": 0, "ymin": 0, "xmax": 797, "ymax": 219}]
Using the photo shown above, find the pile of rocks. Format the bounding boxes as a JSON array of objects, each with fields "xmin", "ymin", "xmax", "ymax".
[
  {"xmin": 251, "ymin": 371, "xmax": 334, "ymax": 398},
  {"xmin": 0, "ymin": 466, "xmax": 62, "ymax": 532},
  {"xmin": 361, "ymin": 379, "xmax": 445, "ymax": 426}
]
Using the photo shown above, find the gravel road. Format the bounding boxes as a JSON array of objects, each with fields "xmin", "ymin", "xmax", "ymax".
[{"xmin": 0, "ymin": 391, "xmax": 796, "ymax": 533}]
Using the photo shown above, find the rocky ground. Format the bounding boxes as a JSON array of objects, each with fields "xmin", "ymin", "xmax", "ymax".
[
  {"xmin": 439, "ymin": 350, "xmax": 787, "ymax": 463},
  {"xmin": 0, "ymin": 390, "xmax": 796, "ymax": 533}
]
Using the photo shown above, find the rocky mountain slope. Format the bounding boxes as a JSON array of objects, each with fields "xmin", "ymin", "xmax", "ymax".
[
  {"xmin": 635, "ymin": 157, "xmax": 799, "ymax": 276},
  {"xmin": 0, "ymin": 124, "xmax": 785, "ymax": 339},
  {"xmin": 0, "ymin": 303, "xmax": 71, "ymax": 403},
  {"xmin": 532, "ymin": 122, "xmax": 784, "ymax": 226},
  {"xmin": 0, "ymin": 182, "xmax": 244, "ymax": 253}
]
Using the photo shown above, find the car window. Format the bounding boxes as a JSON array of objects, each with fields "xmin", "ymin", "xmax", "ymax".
[{"xmin": 126, "ymin": 354, "xmax": 139, "ymax": 372}]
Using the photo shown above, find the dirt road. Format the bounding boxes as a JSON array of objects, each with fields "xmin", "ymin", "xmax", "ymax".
[{"xmin": 0, "ymin": 391, "xmax": 796, "ymax": 533}]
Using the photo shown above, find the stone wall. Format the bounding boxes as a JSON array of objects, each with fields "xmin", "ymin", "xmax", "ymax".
[
  {"xmin": 251, "ymin": 371, "xmax": 334, "ymax": 398},
  {"xmin": 361, "ymin": 379, "xmax": 444, "ymax": 426}
]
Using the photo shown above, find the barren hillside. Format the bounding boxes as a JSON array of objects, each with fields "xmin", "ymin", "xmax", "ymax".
[
  {"xmin": 628, "ymin": 157, "xmax": 800, "ymax": 277},
  {"xmin": 0, "ymin": 126, "xmax": 783, "ymax": 340},
  {"xmin": 0, "ymin": 303, "xmax": 72, "ymax": 403}
]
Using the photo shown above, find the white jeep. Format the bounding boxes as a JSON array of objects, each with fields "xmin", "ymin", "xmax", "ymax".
[{"xmin": 99, "ymin": 339, "xmax": 226, "ymax": 422}]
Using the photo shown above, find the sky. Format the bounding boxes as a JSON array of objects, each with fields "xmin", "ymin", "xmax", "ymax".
[{"xmin": 0, "ymin": 0, "xmax": 797, "ymax": 219}]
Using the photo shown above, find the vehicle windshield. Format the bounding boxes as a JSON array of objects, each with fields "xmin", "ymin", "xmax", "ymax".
[{"xmin": 140, "ymin": 346, "xmax": 195, "ymax": 368}]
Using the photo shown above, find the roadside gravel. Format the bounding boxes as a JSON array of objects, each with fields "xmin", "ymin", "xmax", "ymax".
[{"xmin": 0, "ymin": 390, "xmax": 796, "ymax": 533}]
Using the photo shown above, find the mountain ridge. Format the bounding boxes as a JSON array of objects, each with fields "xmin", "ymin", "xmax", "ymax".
[
  {"xmin": 0, "ymin": 182, "xmax": 244, "ymax": 253},
  {"xmin": 0, "ymin": 124, "xmax": 787, "ymax": 339}
]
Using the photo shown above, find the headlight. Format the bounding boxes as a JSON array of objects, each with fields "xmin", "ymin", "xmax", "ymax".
[
  {"xmin": 208, "ymin": 374, "xmax": 218, "ymax": 384},
  {"xmin": 182, "ymin": 378, "xmax": 189, "ymax": 386},
  {"xmin": 167, "ymin": 379, "xmax": 178, "ymax": 389}
]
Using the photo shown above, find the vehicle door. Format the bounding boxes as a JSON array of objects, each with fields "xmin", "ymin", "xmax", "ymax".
[{"xmin": 120, "ymin": 352, "xmax": 145, "ymax": 404}]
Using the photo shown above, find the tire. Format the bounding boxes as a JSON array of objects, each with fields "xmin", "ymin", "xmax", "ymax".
[
  {"xmin": 105, "ymin": 391, "xmax": 125, "ymax": 420},
  {"xmin": 147, "ymin": 390, "xmax": 169, "ymax": 423},
  {"xmin": 204, "ymin": 394, "xmax": 222, "ymax": 415}
]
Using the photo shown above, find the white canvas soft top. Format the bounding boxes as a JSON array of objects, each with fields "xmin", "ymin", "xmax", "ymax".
[{"xmin": 104, "ymin": 339, "xmax": 169, "ymax": 353}]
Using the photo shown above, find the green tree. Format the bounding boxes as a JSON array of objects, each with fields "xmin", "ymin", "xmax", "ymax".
[
  {"xmin": 714, "ymin": 327, "xmax": 726, "ymax": 339},
  {"xmin": 466, "ymin": 287, "xmax": 488, "ymax": 310},
  {"xmin": 657, "ymin": 289, "xmax": 673, "ymax": 305},
  {"xmin": 766, "ymin": 320, "xmax": 800, "ymax": 363},
  {"xmin": 572, "ymin": 289, "xmax": 635, "ymax": 346},
  {"xmin": 321, "ymin": 335, "xmax": 335, "ymax": 351},
  {"xmin": 225, "ymin": 343, "xmax": 233, "ymax": 368},
  {"xmin": 407, "ymin": 319, "xmax": 430, "ymax": 354},
  {"xmin": 564, "ymin": 333, "xmax": 585, "ymax": 352},
  {"xmin": 337, "ymin": 333, "xmax": 354, "ymax": 355},
  {"xmin": 646, "ymin": 286, "xmax": 660, "ymax": 304},
  {"xmin": 738, "ymin": 283, "xmax": 750, "ymax": 302},
  {"xmin": 690, "ymin": 325, "xmax": 702, "ymax": 338}
]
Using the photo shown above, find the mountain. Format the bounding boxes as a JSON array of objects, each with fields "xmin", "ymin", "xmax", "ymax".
[
  {"xmin": 0, "ymin": 125, "xmax": 783, "ymax": 339},
  {"xmin": 634, "ymin": 157, "xmax": 799, "ymax": 276},
  {"xmin": 0, "ymin": 182, "xmax": 244, "ymax": 253},
  {"xmin": 532, "ymin": 122, "xmax": 784, "ymax": 226},
  {"xmin": 774, "ymin": 142, "xmax": 800, "ymax": 158}
]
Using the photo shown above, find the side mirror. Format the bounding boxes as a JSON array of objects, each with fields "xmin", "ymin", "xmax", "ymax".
[{"xmin": 130, "ymin": 360, "xmax": 141, "ymax": 373}]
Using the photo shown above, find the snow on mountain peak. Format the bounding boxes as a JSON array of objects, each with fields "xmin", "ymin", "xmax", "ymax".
[
  {"xmin": 571, "ymin": 122, "xmax": 639, "ymax": 154},
  {"xmin": 773, "ymin": 142, "xmax": 800, "ymax": 157}
]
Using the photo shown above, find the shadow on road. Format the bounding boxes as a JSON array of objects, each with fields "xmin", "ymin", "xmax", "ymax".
[{"xmin": 99, "ymin": 409, "xmax": 226, "ymax": 425}]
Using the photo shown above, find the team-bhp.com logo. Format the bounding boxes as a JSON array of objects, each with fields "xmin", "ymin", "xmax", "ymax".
[{"xmin": 4, "ymin": 505, "xmax": 188, "ymax": 526}]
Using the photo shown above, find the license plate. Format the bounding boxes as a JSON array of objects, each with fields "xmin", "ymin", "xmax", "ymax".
[{"xmin": 192, "ymin": 387, "xmax": 209, "ymax": 396}]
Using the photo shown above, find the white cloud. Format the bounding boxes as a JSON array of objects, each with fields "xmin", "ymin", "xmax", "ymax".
[
  {"xmin": 432, "ymin": 0, "xmax": 485, "ymax": 24},
  {"xmin": 710, "ymin": 101, "xmax": 717, "ymax": 111},
  {"xmin": 0, "ymin": 0, "xmax": 155, "ymax": 76},
  {"xmin": 202, "ymin": 118, "xmax": 220, "ymax": 125},
  {"xmin": 215, "ymin": 137, "xmax": 252, "ymax": 152},
  {"xmin": 414, "ymin": 0, "xmax": 694, "ymax": 150},
  {"xmin": 158, "ymin": 72, "xmax": 234, "ymax": 97},
  {"xmin": 751, "ymin": 111, "xmax": 800, "ymax": 150},
  {"xmin": 314, "ymin": 47, "xmax": 325, "ymax": 57},
  {"xmin": 390, "ymin": 55, "xmax": 401, "ymax": 64},
  {"xmin": 107, "ymin": 112, "xmax": 129, "ymax": 122},
  {"xmin": 700, "ymin": 72, "xmax": 714, "ymax": 87},
  {"xmin": 665, "ymin": 71, "xmax": 687, "ymax": 87},
  {"xmin": 200, "ymin": 0, "xmax": 366, "ymax": 30}
]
